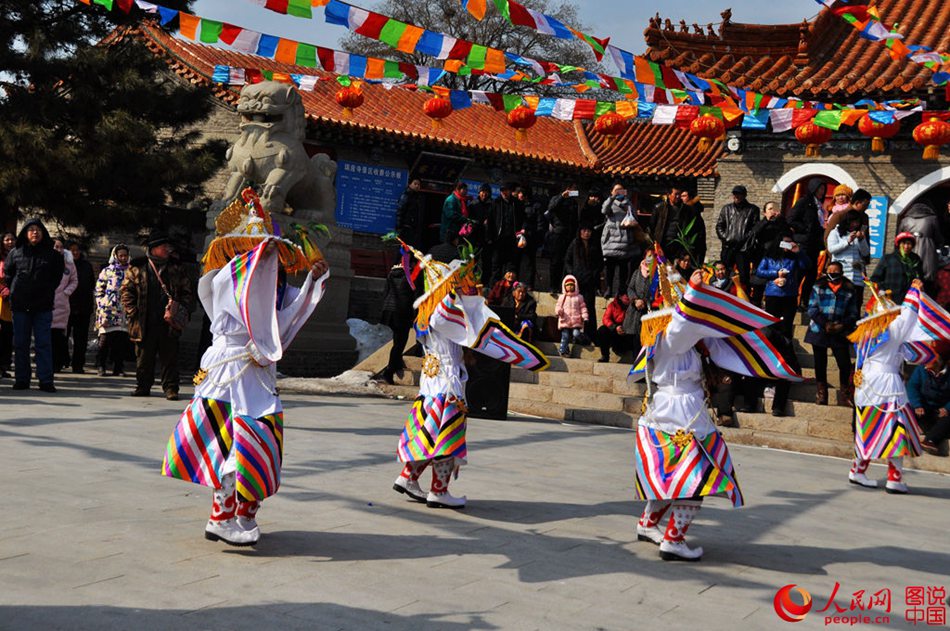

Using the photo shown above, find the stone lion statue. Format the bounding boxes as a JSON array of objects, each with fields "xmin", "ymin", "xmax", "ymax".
[{"xmin": 222, "ymin": 81, "xmax": 323, "ymax": 215}]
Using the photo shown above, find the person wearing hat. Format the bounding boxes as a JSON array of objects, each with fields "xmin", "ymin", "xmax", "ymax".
[
  {"xmin": 848, "ymin": 278, "xmax": 942, "ymax": 493},
  {"xmin": 788, "ymin": 178, "xmax": 828, "ymax": 309},
  {"xmin": 120, "ymin": 232, "xmax": 195, "ymax": 400},
  {"xmin": 715, "ymin": 185, "xmax": 760, "ymax": 292},
  {"xmin": 161, "ymin": 188, "xmax": 330, "ymax": 546},
  {"xmin": 392, "ymin": 246, "xmax": 548, "ymax": 509},
  {"xmin": 828, "ymin": 184, "xmax": 853, "ymax": 216},
  {"xmin": 869, "ymin": 232, "xmax": 924, "ymax": 304},
  {"xmin": 630, "ymin": 265, "xmax": 800, "ymax": 562}
]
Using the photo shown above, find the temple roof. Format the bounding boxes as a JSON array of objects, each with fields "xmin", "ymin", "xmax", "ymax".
[
  {"xmin": 122, "ymin": 23, "xmax": 722, "ymax": 180},
  {"xmin": 643, "ymin": 0, "xmax": 949, "ymax": 100}
]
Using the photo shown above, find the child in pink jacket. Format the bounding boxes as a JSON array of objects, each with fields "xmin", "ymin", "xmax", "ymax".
[{"xmin": 556, "ymin": 274, "xmax": 589, "ymax": 356}]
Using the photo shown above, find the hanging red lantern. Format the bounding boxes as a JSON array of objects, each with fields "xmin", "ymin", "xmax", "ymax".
[
  {"xmin": 335, "ymin": 86, "xmax": 364, "ymax": 118},
  {"xmin": 913, "ymin": 116, "xmax": 950, "ymax": 161},
  {"xmin": 593, "ymin": 112, "xmax": 626, "ymax": 149},
  {"xmin": 507, "ymin": 106, "xmax": 537, "ymax": 141},
  {"xmin": 689, "ymin": 114, "xmax": 726, "ymax": 153},
  {"xmin": 422, "ymin": 97, "xmax": 453, "ymax": 129},
  {"xmin": 857, "ymin": 114, "xmax": 900, "ymax": 154},
  {"xmin": 795, "ymin": 122, "xmax": 833, "ymax": 157}
]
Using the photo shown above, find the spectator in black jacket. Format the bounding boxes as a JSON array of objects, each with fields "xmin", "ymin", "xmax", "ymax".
[
  {"xmin": 564, "ymin": 222, "xmax": 603, "ymax": 340},
  {"xmin": 66, "ymin": 242, "xmax": 95, "ymax": 374},
  {"xmin": 515, "ymin": 187, "xmax": 542, "ymax": 289},
  {"xmin": 3, "ymin": 218, "xmax": 65, "ymax": 392},
  {"xmin": 788, "ymin": 178, "xmax": 828, "ymax": 308},
  {"xmin": 545, "ymin": 183, "xmax": 579, "ymax": 290},
  {"xmin": 395, "ymin": 179, "xmax": 427, "ymax": 250},
  {"xmin": 650, "ymin": 186, "xmax": 683, "ymax": 257},
  {"xmin": 379, "ymin": 263, "xmax": 417, "ymax": 385},
  {"xmin": 487, "ymin": 184, "xmax": 524, "ymax": 285},
  {"xmin": 746, "ymin": 201, "xmax": 790, "ymax": 305},
  {"xmin": 677, "ymin": 189, "xmax": 707, "ymax": 265},
  {"xmin": 716, "ymin": 185, "xmax": 760, "ymax": 290},
  {"xmin": 578, "ymin": 188, "xmax": 604, "ymax": 241},
  {"xmin": 469, "ymin": 183, "xmax": 494, "ymax": 282}
]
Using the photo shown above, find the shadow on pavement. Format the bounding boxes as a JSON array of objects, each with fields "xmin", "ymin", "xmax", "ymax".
[{"xmin": 0, "ymin": 603, "xmax": 499, "ymax": 631}]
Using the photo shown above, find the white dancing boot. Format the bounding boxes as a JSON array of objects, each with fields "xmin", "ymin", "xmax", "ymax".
[
  {"xmin": 204, "ymin": 474, "xmax": 259, "ymax": 546},
  {"xmin": 885, "ymin": 458, "xmax": 908, "ymax": 494},
  {"xmin": 636, "ymin": 500, "xmax": 671, "ymax": 545},
  {"xmin": 659, "ymin": 501, "xmax": 703, "ymax": 562},
  {"xmin": 427, "ymin": 457, "xmax": 466, "ymax": 509},
  {"xmin": 235, "ymin": 500, "xmax": 262, "ymax": 541},
  {"xmin": 848, "ymin": 457, "xmax": 878, "ymax": 488},
  {"xmin": 393, "ymin": 462, "xmax": 429, "ymax": 502}
]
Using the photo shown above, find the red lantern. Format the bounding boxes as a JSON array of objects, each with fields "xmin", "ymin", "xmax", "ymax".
[
  {"xmin": 507, "ymin": 106, "xmax": 537, "ymax": 141},
  {"xmin": 335, "ymin": 86, "xmax": 364, "ymax": 118},
  {"xmin": 795, "ymin": 122, "xmax": 833, "ymax": 157},
  {"xmin": 857, "ymin": 114, "xmax": 900, "ymax": 154},
  {"xmin": 689, "ymin": 114, "xmax": 726, "ymax": 153},
  {"xmin": 422, "ymin": 97, "xmax": 452, "ymax": 129},
  {"xmin": 913, "ymin": 116, "xmax": 950, "ymax": 161},
  {"xmin": 593, "ymin": 112, "xmax": 626, "ymax": 149}
]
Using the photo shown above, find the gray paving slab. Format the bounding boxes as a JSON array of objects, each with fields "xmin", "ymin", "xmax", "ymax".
[{"xmin": 1, "ymin": 372, "xmax": 949, "ymax": 630}]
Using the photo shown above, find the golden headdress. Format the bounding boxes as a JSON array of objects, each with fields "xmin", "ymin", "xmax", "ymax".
[
  {"xmin": 639, "ymin": 260, "xmax": 687, "ymax": 347},
  {"xmin": 848, "ymin": 280, "xmax": 901, "ymax": 344},
  {"xmin": 400, "ymin": 241, "xmax": 478, "ymax": 332},
  {"xmin": 203, "ymin": 188, "xmax": 318, "ymax": 274}
]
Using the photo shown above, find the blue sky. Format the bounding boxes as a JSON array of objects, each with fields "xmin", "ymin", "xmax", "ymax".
[{"xmin": 191, "ymin": 0, "xmax": 821, "ymax": 55}]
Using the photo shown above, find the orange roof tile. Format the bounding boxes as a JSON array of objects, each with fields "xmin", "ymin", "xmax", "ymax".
[
  {"xmin": 644, "ymin": 0, "xmax": 948, "ymax": 100},
  {"xmin": 125, "ymin": 23, "xmax": 720, "ymax": 179}
]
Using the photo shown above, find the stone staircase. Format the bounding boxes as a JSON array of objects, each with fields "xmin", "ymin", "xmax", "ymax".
[{"xmin": 365, "ymin": 292, "xmax": 950, "ymax": 475}]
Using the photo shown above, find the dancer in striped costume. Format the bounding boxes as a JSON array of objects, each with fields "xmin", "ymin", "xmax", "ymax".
[
  {"xmin": 393, "ymin": 245, "xmax": 548, "ymax": 509},
  {"xmin": 161, "ymin": 189, "xmax": 329, "ymax": 546},
  {"xmin": 848, "ymin": 277, "xmax": 950, "ymax": 493},
  {"xmin": 631, "ymin": 264, "xmax": 800, "ymax": 562}
]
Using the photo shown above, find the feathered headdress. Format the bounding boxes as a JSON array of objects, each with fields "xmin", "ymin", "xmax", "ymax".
[
  {"xmin": 203, "ymin": 188, "xmax": 325, "ymax": 274},
  {"xmin": 848, "ymin": 280, "xmax": 901, "ymax": 344},
  {"xmin": 395, "ymin": 239, "xmax": 478, "ymax": 332}
]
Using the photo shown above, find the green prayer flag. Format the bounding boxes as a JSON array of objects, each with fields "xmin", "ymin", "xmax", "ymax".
[
  {"xmin": 93, "ymin": 0, "xmax": 114, "ymax": 10},
  {"xmin": 383, "ymin": 61, "xmax": 403, "ymax": 79},
  {"xmin": 814, "ymin": 110, "xmax": 844, "ymax": 130},
  {"xmin": 378, "ymin": 20, "xmax": 408, "ymax": 49},
  {"xmin": 594, "ymin": 101, "xmax": 615, "ymax": 117},
  {"xmin": 468, "ymin": 45, "xmax": 488, "ymax": 69},
  {"xmin": 648, "ymin": 61, "xmax": 665, "ymax": 89},
  {"xmin": 336, "ymin": 76, "xmax": 352, "ymax": 87},
  {"xmin": 199, "ymin": 19, "xmax": 223, "ymax": 44},
  {"xmin": 288, "ymin": 0, "xmax": 312, "ymax": 18},
  {"xmin": 502, "ymin": 94, "xmax": 522, "ymax": 112},
  {"xmin": 493, "ymin": 0, "xmax": 511, "ymax": 21},
  {"xmin": 262, "ymin": 71, "xmax": 274, "ymax": 81},
  {"xmin": 295, "ymin": 43, "xmax": 317, "ymax": 68}
]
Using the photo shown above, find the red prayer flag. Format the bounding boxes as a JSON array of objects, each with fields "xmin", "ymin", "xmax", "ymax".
[
  {"xmin": 791, "ymin": 109, "xmax": 817, "ymax": 127},
  {"xmin": 572, "ymin": 99, "xmax": 596, "ymax": 120},
  {"xmin": 220, "ymin": 23, "xmax": 243, "ymax": 45},
  {"xmin": 356, "ymin": 13, "xmax": 389, "ymax": 39}
]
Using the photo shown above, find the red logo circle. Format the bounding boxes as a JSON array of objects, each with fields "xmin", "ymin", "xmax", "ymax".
[{"xmin": 774, "ymin": 584, "xmax": 813, "ymax": 623}]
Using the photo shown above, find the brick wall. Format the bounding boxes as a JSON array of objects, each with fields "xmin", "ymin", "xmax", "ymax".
[{"xmin": 704, "ymin": 143, "xmax": 950, "ymax": 262}]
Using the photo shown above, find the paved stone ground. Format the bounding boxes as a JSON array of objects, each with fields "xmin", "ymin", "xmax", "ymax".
[{"xmin": 1, "ymin": 373, "xmax": 949, "ymax": 631}]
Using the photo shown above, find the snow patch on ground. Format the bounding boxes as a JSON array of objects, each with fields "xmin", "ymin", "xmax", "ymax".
[
  {"xmin": 347, "ymin": 318, "xmax": 392, "ymax": 363},
  {"xmin": 279, "ymin": 370, "xmax": 387, "ymax": 397}
]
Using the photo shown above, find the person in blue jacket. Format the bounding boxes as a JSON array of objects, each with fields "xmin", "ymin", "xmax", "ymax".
[
  {"xmin": 755, "ymin": 232, "xmax": 809, "ymax": 337},
  {"xmin": 907, "ymin": 352, "xmax": 950, "ymax": 456}
]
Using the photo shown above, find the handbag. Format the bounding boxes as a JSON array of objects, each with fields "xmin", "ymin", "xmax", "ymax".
[{"xmin": 148, "ymin": 258, "xmax": 190, "ymax": 332}]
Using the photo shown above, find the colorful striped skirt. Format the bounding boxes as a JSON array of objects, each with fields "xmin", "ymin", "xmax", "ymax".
[
  {"xmin": 398, "ymin": 394, "xmax": 467, "ymax": 463},
  {"xmin": 855, "ymin": 402, "xmax": 922, "ymax": 460},
  {"xmin": 635, "ymin": 424, "xmax": 744, "ymax": 507},
  {"xmin": 162, "ymin": 397, "xmax": 284, "ymax": 502}
]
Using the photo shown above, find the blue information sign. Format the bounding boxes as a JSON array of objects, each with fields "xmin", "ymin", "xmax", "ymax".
[
  {"xmin": 335, "ymin": 160, "xmax": 408, "ymax": 234},
  {"xmin": 866, "ymin": 195, "xmax": 889, "ymax": 259}
]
